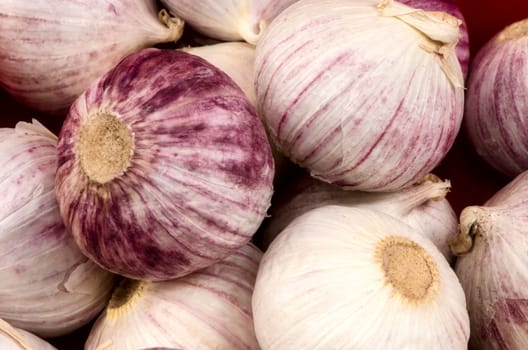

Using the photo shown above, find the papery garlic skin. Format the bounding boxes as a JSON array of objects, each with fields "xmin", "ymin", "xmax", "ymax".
[
  {"xmin": 398, "ymin": 0, "xmax": 470, "ymax": 79},
  {"xmin": 0, "ymin": 1, "xmax": 184, "ymax": 115},
  {"xmin": 55, "ymin": 48, "xmax": 274, "ymax": 281},
  {"xmin": 257, "ymin": 170, "xmax": 457, "ymax": 261},
  {"xmin": 0, "ymin": 318, "xmax": 56, "ymax": 350},
  {"xmin": 253, "ymin": 206, "xmax": 469, "ymax": 349},
  {"xmin": 463, "ymin": 18, "xmax": 528, "ymax": 177},
  {"xmin": 85, "ymin": 244, "xmax": 262, "ymax": 350},
  {"xmin": 254, "ymin": 0, "xmax": 464, "ymax": 191},
  {"xmin": 453, "ymin": 170, "xmax": 528, "ymax": 349},
  {"xmin": 0, "ymin": 120, "xmax": 115, "ymax": 337},
  {"xmin": 160, "ymin": 0, "xmax": 298, "ymax": 44}
]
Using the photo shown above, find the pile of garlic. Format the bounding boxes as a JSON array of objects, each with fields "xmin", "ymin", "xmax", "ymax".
[{"xmin": 3, "ymin": 0, "xmax": 520, "ymax": 349}]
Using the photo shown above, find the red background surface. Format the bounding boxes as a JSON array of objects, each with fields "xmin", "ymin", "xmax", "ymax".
[{"xmin": 0, "ymin": 0, "xmax": 526, "ymax": 348}]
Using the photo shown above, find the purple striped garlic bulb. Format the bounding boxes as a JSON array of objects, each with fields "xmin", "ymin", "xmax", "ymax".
[
  {"xmin": 254, "ymin": 0, "xmax": 465, "ymax": 191},
  {"xmin": 0, "ymin": 318, "xmax": 56, "ymax": 350},
  {"xmin": 85, "ymin": 244, "xmax": 262, "ymax": 350},
  {"xmin": 55, "ymin": 48, "xmax": 274, "ymax": 281},
  {"xmin": 0, "ymin": 120, "xmax": 115, "ymax": 337},
  {"xmin": 0, "ymin": 1, "xmax": 184, "ymax": 115},
  {"xmin": 463, "ymin": 18, "xmax": 528, "ymax": 177},
  {"xmin": 450, "ymin": 170, "xmax": 528, "ymax": 349},
  {"xmin": 398, "ymin": 0, "xmax": 470, "ymax": 80},
  {"xmin": 160, "ymin": 0, "xmax": 300, "ymax": 44}
]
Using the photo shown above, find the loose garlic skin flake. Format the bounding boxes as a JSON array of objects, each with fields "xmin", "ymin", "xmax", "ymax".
[
  {"xmin": 253, "ymin": 206, "xmax": 469, "ymax": 350},
  {"xmin": 254, "ymin": 0, "xmax": 464, "ymax": 191}
]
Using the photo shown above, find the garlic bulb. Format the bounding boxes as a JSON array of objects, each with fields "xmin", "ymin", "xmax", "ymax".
[
  {"xmin": 0, "ymin": 120, "xmax": 115, "ymax": 337},
  {"xmin": 254, "ymin": 0, "xmax": 464, "ymax": 191},
  {"xmin": 0, "ymin": 318, "xmax": 56, "ymax": 350},
  {"xmin": 0, "ymin": 1, "xmax": 184, "ymax": 115},
  {"xmin": 451, "ymin": 170, "xmax": 528, "ymax": 349},
  {"xmin": 253, "ymin": 206, "xmax": 469, "ymax": 349},
  {"xmin": 181, "ymin": 42, "xmax": 292, "ymax": 188},
  {"xmin": 257, "ymin": 170, "xmax": 458, "ymax": 262},
  {"xmin": 160, "ymin": 0, "xmax": 299, "ymax": 44},
  {"xmin": 181, "ymin": 42, "xmax": 257, "ymax": 105},
  {"xmin": 55, "ymin": 48, "xmax": 274, "ymax": 281},
  {"xmin": 463, "ymin": 18, "xmax": 528, "ymax": 177},
  {"xmin": 85, "ymin": 244, "xmax": 262, "ymax": 350},
  {"xmin": 398, "ymin": 0, "xmax": 470, "ymax": 79}
]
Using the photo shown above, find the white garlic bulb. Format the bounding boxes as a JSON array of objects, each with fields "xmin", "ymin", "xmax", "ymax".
[
  {"xmin": 160, "ymin": 0, "xmax": 299, "ymax": 44},
  {"xmin": 0, "ymin": 120, "xmax": 115, "ymax": 337},
  {"xmin": 0, "ymin": 318, "xmax": 56, "ymax": 350},
  {"xmin": 253, "ymin": 206, "xmax": 469, "ymax": 349},
  {"xmin": 257, "ymin": 170, "xmax": 458, "ymax": 262},
  {"xmin": 254, "ymin": 0, "xmax": 464, "ymax": 191},
  {"xmin": 85, "ymin": 244, "xmax": 262, "ymax": 350},
  {"xmin": 451, "ymin": 170, "xmax": 528, "ymax": 349}
]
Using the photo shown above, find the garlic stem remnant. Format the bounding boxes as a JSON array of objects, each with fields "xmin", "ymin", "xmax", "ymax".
[
  {"xmin": 79, "ymin": 113, "xmax": 134, "ymax": 184},
  {"xmin": 377, "ymin": 236, "xmax": 439, "ymax": 302},
  {"xmin": 107, "ymin": 279, "xmax": 144, "ymax": 311}
]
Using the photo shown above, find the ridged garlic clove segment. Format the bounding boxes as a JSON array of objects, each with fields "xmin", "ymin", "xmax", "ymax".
[
  {"xmin": 0, "ymin": 120, "xmax": 115, "ymax": 337},
  {"xmin": 0, "ymin": 318, "xmax": 56, "ymax": 350},
  {"xmin": 0, "ymin": 1, "xmax": 184, "ymax": 115},
  {"xmin": 85, "ymin": 244, "xmax": 262, "ymax": 350},
  {"xmin": 257, "ymin": 171, "xmax": 458, "ymax": 262},
  {"xmin": 463, "ymin": 18, "xmax": 528, "ymax": 177},
  {"xmin": 253, "ymin": 206, "xmax": 469, "ymax": 349},
  {"xmin": 254, "ymin": 0, "xmax": 464, "ymax": 191},
  {"xmin": 55, "ymin": 48, "xmax": 274, "ymax": 281},
  {"xmin": 452, "ymin": 170, "xmax": 528, "ymax": 349},
  {"xmin": 160, "ymin": 0, "xmax": 299, "ymax": 44}
]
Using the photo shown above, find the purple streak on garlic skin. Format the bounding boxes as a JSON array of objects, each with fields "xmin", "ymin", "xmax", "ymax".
[
  {"xmin": 0, "ymin": 1, "xmax": 183, "ymax": 115},
  {"xmin": 56, "ymin": 48, "xmax": 274, "ymax": 281},
  {"xmin": 398, "ymin": 0, "xmax": 470, "ymax": 80},
  {"xmin": 464, "ymin": 19, "xmax": 528, "ymax": 177}
]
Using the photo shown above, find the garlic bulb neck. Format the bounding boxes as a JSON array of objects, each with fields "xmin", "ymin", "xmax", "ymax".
[
  {"xmin": 449, "ymin": 206, "xmax": 484, "ymax": 256},
  {"xmin": 498, "ymin": 18, "xmax": 528, "ymax": 41},
  {"xmin": 158, "ymin": 9, "xmax": 185, "ymax": 42},
  {"xmin": 376, "ymin": 236, "xmax": 439, "ymax": 303},
  {"xmin": 377, "ymin": 0, "xmax": 463, "ymax": 88},
  {"xmin": 107, "ymin": 279, "xmax": 144, "ymax": 311},
  {"xmin": 79, "ymin": 113, "xmax": 134, "ymax": 184}
]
